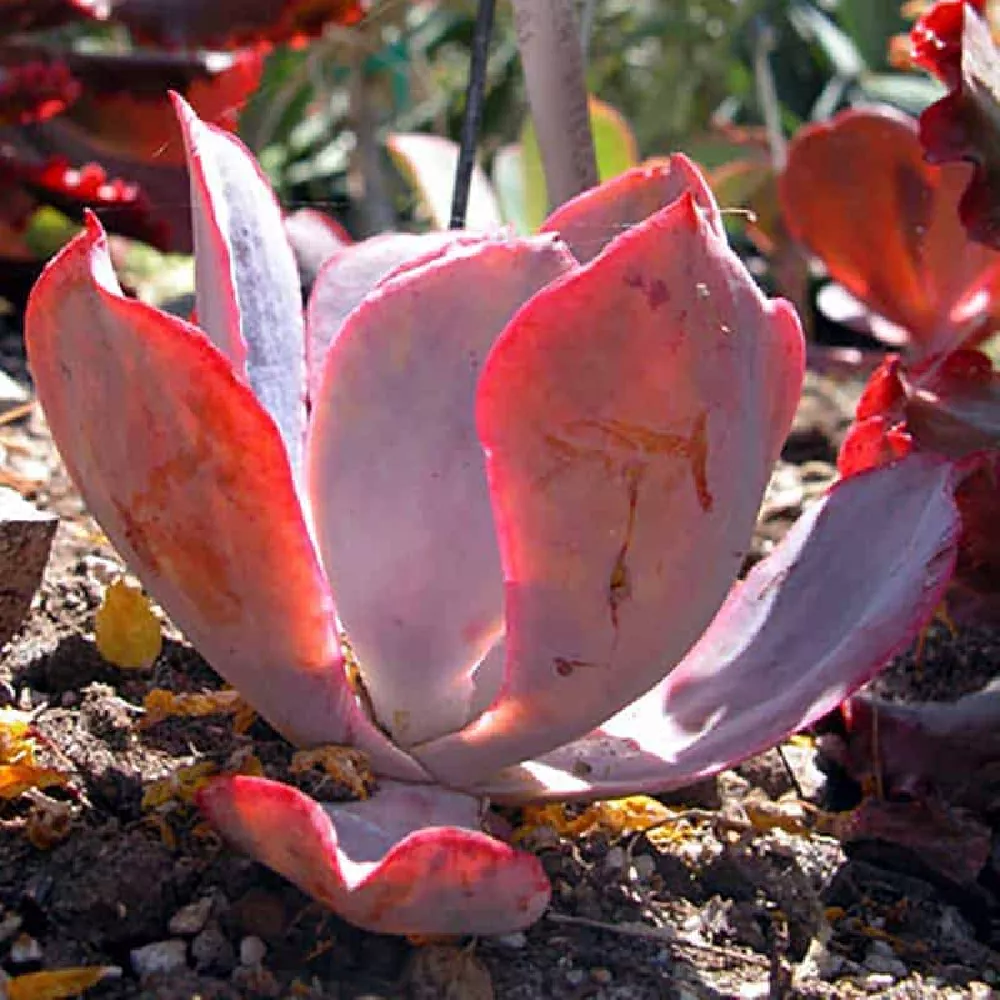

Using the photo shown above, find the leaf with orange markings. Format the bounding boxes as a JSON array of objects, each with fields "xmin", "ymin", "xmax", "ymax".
[
  {"xmin": 539, "ymin": 157, "xmax": 722, "ymax": 264},
  {"xmin": 307, "ymin": 236, "xmax": 576, "ymax": 747},
  {"xmin": 780, "ymin": 105, "xmax": 1000, "ymax": 358},
  {"xmin": 197, "ymin": 776, "xmax": 550, "ymax": 937},
  {"xmin": 470, "ymin": 456, "xmax": 960, "ymax": 803},
  {"xmin": 413, "ymin": 190, "xmax": 804, "ymax": 785},
  {"xmin": 24, "ymin": 213, "xmax": 421, "ymax": 781}
]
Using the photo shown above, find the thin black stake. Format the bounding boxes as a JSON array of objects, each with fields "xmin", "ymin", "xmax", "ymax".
[{"xmin": 449, "ymin": 0, "xmax": 497, "ymax": 229}]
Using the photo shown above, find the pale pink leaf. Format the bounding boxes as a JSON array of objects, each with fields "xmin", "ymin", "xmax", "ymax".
[
  {"xmin": 387, "ymin": 132, "xmax": 503, "ymax": 232},
  {"xmin": 198, "ymin": 776, "xmax": 550, "ymax": 936},
  {"xmin": 413, "ymin": 191, "xmax": 805, "ymax": 783},
  {"xmin": 307, "ymin": 236, "xmax": 576, "ymax": 747},
  {"xmin": 173, "ymin": 93, "xmax": 307, "ymax": 473},
  {"xmin": 305, "ymin": 231, "xmax": 478, "ymax": 400},
  {"xmin": 470, "ymin": 454, "xmax": 960, "ymax": 802},
  {"xmin": 24, "ymin": 215, "xmax": 425, "ymax": 780},
  {"xmin": 539, "ymin": 157, "xmax": 723, "ymax": 264}
]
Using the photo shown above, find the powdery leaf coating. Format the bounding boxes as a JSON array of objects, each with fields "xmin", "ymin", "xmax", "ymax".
[
  {"xmin": 469, "ymin": 455, "xmax": 960, "ymax": 802},
  {"xmin": 413, "ymin": 190, "xmax": 804, "ymax": 785},
  {"xmin": 24, "ymin": 214, "xmax": 423, "ymax": 781},
  {"xmin": 174, "ymin": 93, "xmax": 307, "ymax": 477},
  {"xmin": 539, "ymin": 156, "xmax": 722, "ymax": 264},
  {"xmin": 307, "ymin": 236, "xmax": 576, "ymax": 747},
  {"xmin": 306, "ymin": 232, "xmax": 481, "ymax": 400},
  {"xmin": 197, "ymin": 776, "xmax": 551, "ymax": 936},
  {"xmin": 780, "ymin": 105, "xmax": 1000, "ymax": 358}
]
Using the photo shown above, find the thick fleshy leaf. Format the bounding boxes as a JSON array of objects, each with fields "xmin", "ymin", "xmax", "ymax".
[
  {"xmin": 539, "ymin": 157, "xmax": 722, "ymax": 264},
  {"xmin": 0, "ymin": 44, "xmax": 264, "ymax": 164},
  {"xmin": 173, "ymin": 94, "xmax": 306, "ymax": 475},
  {"xmin": 469, "ymin": 455, "xmax": 960, "ymax": 802},
  {"xmin": 413, "ymin": 189, "xmax": 805, "ymax": 784},
  {"xmin": 284, "ymin": 208, "xmax": 351, "ymax": 295},
  {"xmin": 387, "ymin": 133, "xmax": 503, "ymax": 232},
  {"xmin": 307, "ymin": 237, "xmax": 576, "ymax": 747},
  {"xmin": 914, "ymin": 2, "xmax": 1000, "ymax": 247},
  {"xmin": 25, "ymin": 214, "xmax": 424, "ymax": 780},
  {"xmin": 91, "ymin": 0, "xmax": 369, "ymax": 47},
  {"xmin": 305, "ymin": 231, "xmax": 478, "ymax": 399},
  {"xmin": 198, "ymin": 776, "xmax": 550, "ymax": 936},
  {"xmin": 780, "ymin": 105, "xmax": 1000, "ymax": 356}
]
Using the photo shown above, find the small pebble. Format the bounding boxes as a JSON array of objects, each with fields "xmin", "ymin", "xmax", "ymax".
[
  {"xmin": 493, "ymin": 931, "xmax": 527, "ymax": 949},
  {"xmin": 864, "ymin": 972, "xmax": 895, "ymax": 991},
  {"xmin": 590, "ymin": 967, "xmax": 612, "ymax": 985},
  {"xmin": 565, "ymin": 969, "xmax": 585, "ymax": 986},
  {"xmin": 9, "ymin": 934, "xmax": 42, "ymax": 964},
  {"xmin": 191, "ymin": 924, "xmax": 235, "ymax": 974},
  {"xmin": 130, "ymin": 939, "xmax": 188, "ymax": 978},
  {"xmin": 168, "ymin": 896, "xmax": 213, "ymax": 936},
  {"xmin": 239, "ymin": 935, "xmax": 267, "ymax": 967},
  {"xmin": 604, "ymin": 846, "xmax": 625, "ymax": 871},
  {"xmin": 632, "ymin": 853, "xmax": 656, "ymax": 880},
  {"xmin": 864, "ymin": 941, "xmax": 906, "ymax": 979},
  {"xmin": 0, "ymin": 913, "xmax": 22, "ymax": 944}
]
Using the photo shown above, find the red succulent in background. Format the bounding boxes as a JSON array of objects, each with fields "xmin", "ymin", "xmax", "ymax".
[
  {"xmin": 779, "ymin": 105, "xmax": 1000, "ymax": 361},
  {"xmin": 910, "ymin": 0, "xmax": 1000, "ymax": 248},
  {"xmin": 0, "ymin": 0, "xmax": 370, "ymax": 308}
]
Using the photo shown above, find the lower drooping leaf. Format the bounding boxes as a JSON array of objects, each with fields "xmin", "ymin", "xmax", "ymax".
[
  {"xmin": 467, "ymin": 454, "xmax": 960, "ymax": 803},
  {"xmin": 197, "ymin": 776, "xmax": 551, "ymax": 936},
  {"xmin": 24, "ymin": 213, "xmax": 424, "ymax": 781},
  {"xmin": 307, "ymin": 237, "xmax": 575, "ymax": 747},
  {"xmin": 413, "ymin": 189, "xmax": 804, "ymax": 785}
]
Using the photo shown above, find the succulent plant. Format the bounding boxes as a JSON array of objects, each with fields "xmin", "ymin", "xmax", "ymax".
[{"xmin": 25, "ymin": 97, "xmax": 962, "ymax": 936}]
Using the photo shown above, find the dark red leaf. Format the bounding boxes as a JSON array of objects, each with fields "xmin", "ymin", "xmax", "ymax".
[
  {"xmin": 780, "ymin": 105, "xmax": 1000, "ymax": 357},
  {"xmin": 916, "ymin": 3, "xmax": 1000, "ymax": 247},
  {"xmin": 97, "ymin": 0, "xmax": 370, "ymax": 47},
  {"xmin": 0, "ymin": 56, "xmax": 80, "ymax": 126}
]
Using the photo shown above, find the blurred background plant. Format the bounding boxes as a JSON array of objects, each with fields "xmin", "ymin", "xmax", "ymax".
[{"xmin": 0, "ymin": 0, "xmax": 956, "ymax": 314}]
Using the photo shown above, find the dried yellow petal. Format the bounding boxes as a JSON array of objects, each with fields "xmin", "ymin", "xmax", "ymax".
[
  {"xmin": 141, "ymin": 761, "xmax": 217, "ymax": 811},
  {"xmin": 94, "ymin": 580, "xmax": 162, "ymax": 670},
  {"xmin": 0, "ymin": 763, "xmax": 66, "ymax": 799},
  {"xmin": 515, "ymin": 795, "xmax": 672, "ymax": 842},
  {"xmin": 290, "ymin": 746, "xmax": 374, "ymax": 800},
  {"xmin": 141, "ymin": 689, "xmax": 253, "ymax": 729},
  {"xmin": 6, "ymin": 966, "xmax": 119, "ymax": 1000}
]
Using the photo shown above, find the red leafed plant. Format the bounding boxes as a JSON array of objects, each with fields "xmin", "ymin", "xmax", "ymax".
[
  {"xmin": 779, "ymin": 104, "xmax": 1000, "ymax": 361},
  {"xmin": 0, "ymin": 0, "xmax": 368, "ymax": 305},
  {"xmin": 909, "ymin": 0, "xmax": 1000, "ymax": 248},
  {"xmin": 24, "ymin": 97, "xmax": 963, "ymax": 937}
]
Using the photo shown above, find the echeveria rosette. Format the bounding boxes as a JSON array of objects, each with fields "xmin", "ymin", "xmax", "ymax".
[
  {"xmin": 779, "ymin": 105, "xmax": 1000, "ymax": 360},
  {"xmin": 25, "ymin": 98, "xmax": 963, "ymax": 937}
]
